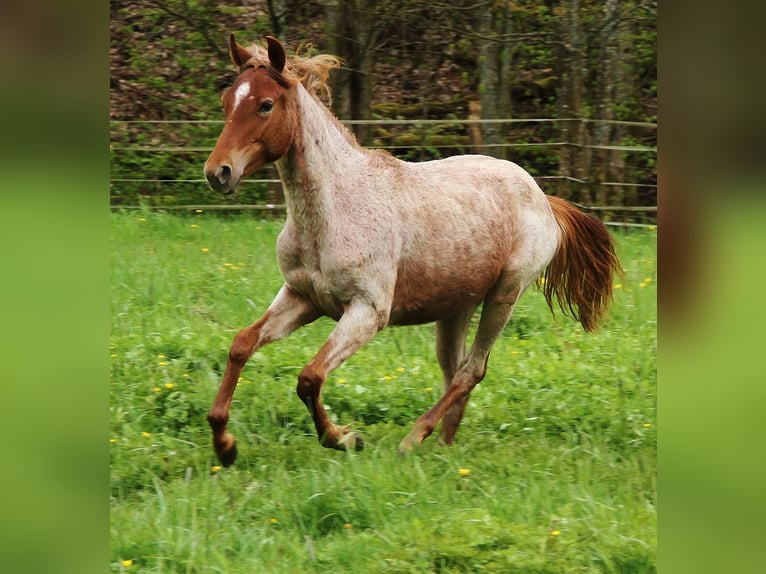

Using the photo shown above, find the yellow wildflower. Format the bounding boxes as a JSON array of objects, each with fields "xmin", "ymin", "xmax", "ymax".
[
  {"xmin": 121, "ymin": 559, "xmax": 133, "ymax": 567},
  {"xmin": 202, "ymin": 247, "xmax": 209, "ymax": 252},
  {"xmin": 550, "ymin": 529, "xmax": 561, "ymax": 537},
  {"xmin": 141, "ymin": 431, "xmax": 151, "ymax": 438},
  {"xmin": 211, "ymin": 465, "xmax": 222, "ymax": 474},
  {"xmin": 458, "ymin": 468, "xmax": 471, "ymax": 477},
  {"xmin": 152, "ymin": 387, "xmax": 162, "ymax": 392},
  {"xmin": 643, "ymin": 422, "xmax": 652, "ymax": 428},
  {"xmin": 164, "ymin": 383, "xmax": 174, "ymax": 390},
  {"xmin": 270, "ymin": 517, "xmax": 279, "ymax": 524}
]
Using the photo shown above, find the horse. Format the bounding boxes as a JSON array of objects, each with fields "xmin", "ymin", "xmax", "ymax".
[{"xmin": 203, "ymin": 35, "xmax": 622, "ymax": 466}]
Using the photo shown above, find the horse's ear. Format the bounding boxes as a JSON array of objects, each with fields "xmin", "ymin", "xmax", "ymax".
[
  {"xmin": 229, "ymin": 33, "xmax": 252, "ymax": 68},
  {"xmin": 265, "ymin": 36, "xmax": 286, "ymax": 73}
]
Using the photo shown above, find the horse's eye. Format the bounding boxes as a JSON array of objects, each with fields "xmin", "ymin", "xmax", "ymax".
[{"xmin": 258, "ymin": 101, "xmax": 274, "ymax": 113}]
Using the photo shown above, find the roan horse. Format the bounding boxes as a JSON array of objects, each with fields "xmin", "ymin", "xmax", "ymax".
[{"xmin": 203, "ymin": 35, "xmax": 622, "ymax": 466}]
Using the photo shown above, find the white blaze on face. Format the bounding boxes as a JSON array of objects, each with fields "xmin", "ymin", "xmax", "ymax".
[{"xmin": 232, "ymin": 82, "xmax": 250, "ymax": 111}]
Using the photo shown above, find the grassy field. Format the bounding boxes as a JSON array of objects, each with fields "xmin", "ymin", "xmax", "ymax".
[{"xmin": 110, "ymin": 211, "xmax": 656, "ymax": 573}]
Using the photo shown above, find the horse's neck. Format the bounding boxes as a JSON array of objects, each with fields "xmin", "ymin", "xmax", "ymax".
[{"xmin": 276, "ymin": 85, "xmax": 363, "ymax": 227}]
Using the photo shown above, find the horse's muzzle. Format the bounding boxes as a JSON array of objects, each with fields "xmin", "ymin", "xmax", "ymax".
[{"xmin": 204, "ymin": 163, "xmax": 239, "ymax": 195}]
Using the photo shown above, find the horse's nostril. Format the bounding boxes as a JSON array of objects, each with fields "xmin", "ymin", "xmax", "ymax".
[{"xmin": 204, "ymin": 163, "xmax": 236, "ymax": 193}]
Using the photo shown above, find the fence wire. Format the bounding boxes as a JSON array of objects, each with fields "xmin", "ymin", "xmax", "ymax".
[{"xmin": 110, "ymin": 117, "xmax": 656, "ymax": 226}]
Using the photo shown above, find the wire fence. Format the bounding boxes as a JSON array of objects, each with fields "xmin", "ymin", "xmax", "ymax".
[{"xmin": 110, "ymin": 117, "xmax": 657, "ymax": 227}]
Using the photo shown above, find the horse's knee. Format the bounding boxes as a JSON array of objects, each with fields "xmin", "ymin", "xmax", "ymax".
[
  {"xmin": 228, "ymin": 328, "xmax": 255, "ymax": 364},
  {"xmin": 296, "ymin": 363, "xmax": 323, "ymax": 402}
]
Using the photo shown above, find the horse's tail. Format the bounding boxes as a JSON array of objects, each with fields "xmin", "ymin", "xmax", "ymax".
[{"xmin": 542, "ymin": 195, "xmax": 624, "ymax": 332}]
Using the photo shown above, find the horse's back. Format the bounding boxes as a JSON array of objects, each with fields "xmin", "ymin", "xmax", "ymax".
[{"xmin": 397, "ymin": 154, "xmax": 558, "ymax": 260}]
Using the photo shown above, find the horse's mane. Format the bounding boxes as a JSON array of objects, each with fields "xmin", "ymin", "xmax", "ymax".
[
  {"xmin": 243, "ymin": 43, "xmax": 341, "ymax": 104},
  {"xmin": 241, "ymin": 41, "xmax": 385, "ymax": 155}
]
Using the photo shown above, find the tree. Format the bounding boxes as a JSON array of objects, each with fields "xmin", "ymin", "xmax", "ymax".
[
  {"xmin": 326, "ymin": 0, "xmax": 382, "ymax": 145},
  {"xmin": 477, "ymin": 2, "xmax": 513, "ymax": 159},
  {"xmin": 556, "ymin": 0, "xmax": 588, "ymax": 201}
]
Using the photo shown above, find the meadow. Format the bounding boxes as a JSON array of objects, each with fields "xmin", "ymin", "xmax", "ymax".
[{"xmin": 110, "ymin": 210, "xmax": 656, "ymax": 573}]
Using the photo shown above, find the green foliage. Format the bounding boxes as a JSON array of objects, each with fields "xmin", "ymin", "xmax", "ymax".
[
  {"xmin": 110, "ymin": 1, "xmax": 656, "ymax": 208},
  {"xmin": 110, "ymin": 213, "xmax": 656, "ymax": 572}
]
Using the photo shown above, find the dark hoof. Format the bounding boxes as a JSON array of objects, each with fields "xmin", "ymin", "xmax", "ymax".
[
  {"xmin": 332, "ymin": 431, "xmax": 364, "ymax": 452},
  {"xmin": 218, "ymin": 441, "xmax": 238, "ymax": 467}
]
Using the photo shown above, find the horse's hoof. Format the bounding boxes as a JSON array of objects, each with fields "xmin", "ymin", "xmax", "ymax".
[
  {"xmin": 337, "ymin": 431, "xmax": 364, "ymax": 451},
  {"xmin": 218, "ymin": 441, "xmax": 238, "ymax": 467},
  {"xmin": 398, "ymin": 433, "xmax": 423, "ymax": 455}
]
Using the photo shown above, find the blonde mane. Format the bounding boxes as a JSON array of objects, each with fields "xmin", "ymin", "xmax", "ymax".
[{"xmin": 243, "ymin": 43, "xmax": 341, "ymax": 104}]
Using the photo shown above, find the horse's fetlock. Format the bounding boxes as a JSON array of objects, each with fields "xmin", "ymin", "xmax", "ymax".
[{"xmin": 207, "ymin": 411, "xmax": 228, "ymax": 429}]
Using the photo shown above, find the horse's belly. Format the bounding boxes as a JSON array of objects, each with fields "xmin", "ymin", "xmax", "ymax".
[{"xmin": 388, "ymin": 262, "xmax": 500, "ymax": 325}]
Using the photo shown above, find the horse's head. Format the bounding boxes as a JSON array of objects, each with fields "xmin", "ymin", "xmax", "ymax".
[{"xmin": 204, "ymin": 35, "xmax": 296, "ymax": 194}]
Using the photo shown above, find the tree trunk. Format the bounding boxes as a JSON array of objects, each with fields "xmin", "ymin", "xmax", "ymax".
[
  {"xmin": 326, "ymin": 0, "xmax": 376, "ymax": 145},
  {"xmin": 478, "ymin": 3, "xmax": 512, "ymax": 159},
  {"xmin": 557, "ymin": 0, "xmax": 589, "ymax": 202},
  {"xmin": 266, "ymin": 0, "xmax": 287, "ymax": 39},
  {"xmin": 611, "ymin": 11, "xmax": 635, "ymax": 213},
  {"xmin": 592, "ymin": 0, "xmax": 621, "ymax": 210}
]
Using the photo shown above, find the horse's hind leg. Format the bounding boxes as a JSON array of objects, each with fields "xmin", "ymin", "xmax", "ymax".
[
  {"xmin": 207, "ymin": 285, "xmax": 320, "ymax": 466},
  {"xmin": 436, "ymin": 307, "xmax": 476, "ymax": 445},
  {"xmin": 400, "ymin": 277, "xmax": 523, "ymax": 453}
]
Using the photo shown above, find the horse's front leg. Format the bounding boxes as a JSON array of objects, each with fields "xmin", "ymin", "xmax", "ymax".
[
  {"xmin": 297, "ymin": 300, "xmax": 386, "ymax": 451},
  {"xmin": 208, "ymin": 285, "xmax": 320, "ymax": 466}
]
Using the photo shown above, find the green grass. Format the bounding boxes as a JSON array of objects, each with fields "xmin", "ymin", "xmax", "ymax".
[{"xmin": 110, "ymin": 211, "xmax": 656, "ymax": 573}]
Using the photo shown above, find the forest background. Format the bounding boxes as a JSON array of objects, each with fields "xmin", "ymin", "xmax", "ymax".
[{"xmin": 109, "ymin": 0, "xmax": 656, "ymax": 220}]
